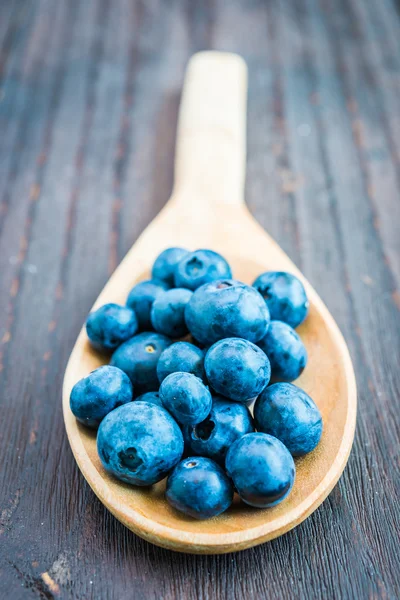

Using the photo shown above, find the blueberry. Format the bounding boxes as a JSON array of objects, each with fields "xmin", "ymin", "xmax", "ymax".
[
  {"xmin": 152, "ymin": 247, "xmax": 189, "ymax": 287},
  {"xmin": 253, "ymin": 271, "xmax": 309, "ymax": 328},
  {"xmin": 166, "ymin": 457, "xmax": 233, "ymax": 519},
  {"xmin": 126, "ymin": 280, "xmax": 169, "ymax": 330},
  {"xmin": 257, "ymin": 320, "xmax": 307, "ymax": 382},
  {"xmin": 254, "ymin": 383, "xmax": 323, "ymax": 456},
  {"xmin": 110, "ymin": 331, "xmax": 172, "ymax": 393},
  {"xmin": 174, "ymin": 249, "xmax": 232, "ymax": 290},
  {"xmin": 204, "ymin": 338, "xmax": 271, "ymax": 402},
  {"xmin": 151, "ymin": 288, "xmax": 193, "ymax": 338},
  {"xmin": 226, "ymin": 432, "xmax": 295, "ymax": 508},
  {"xmin": 185, "ymin": 279, "xmax": 270, "ymax": 347},
  {"xmin": 70, "ymin": 366, "xmax": 133, "ymax": 429},
  {"xmin": 157, "ymin": 341, "xmax": 205, "ymax": 383},
  {"xmin": 86, "ymin": 303, "xmax": 138, "ymax": 352},
  {"xmin": 159, "ymin": 372, "xmax": 212, "ymax": 426},
  {"xmin": 183, "ymin": 397, "xmax": 254, "ymax": 464},
  {"xmin": 97, "ymin": 402, "xmax": 183, "ymax": 486},
  {"xmin": 135, "ymin": 391, "xmax": 163, "ymax": 407}
]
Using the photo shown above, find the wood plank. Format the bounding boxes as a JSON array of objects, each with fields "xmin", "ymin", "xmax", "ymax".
[{"xmin": 0, "ymin": 0, "xmax": 399, "ymax": 598}]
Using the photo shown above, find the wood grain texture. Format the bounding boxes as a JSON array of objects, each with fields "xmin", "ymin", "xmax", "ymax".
[{"xmin": 0, "ymin": 0, "xmax": 399, "ymax": 597}]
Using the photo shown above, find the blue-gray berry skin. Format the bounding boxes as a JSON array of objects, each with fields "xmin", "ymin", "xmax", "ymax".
[
  {"xmin": 126, "ymin": 280, "xmax": 169, "ymax": 330},
  {"xmin": 226, "ymin": 433, "xmax": 295, "ymax": 508},
  {"xmin": 152, "ymin": 247, "xmax": 189, "ymax": 287},
  {"xmin": 183, "ymin": 397, "xmax": 254, "ymax": 465},
  {"xmin": 70, "ymin": 366, "xmax": 133, "ymax": 428},
  {"xmin": 252, "ymin": 271, "xmax": 309, "ymax": 329},
  {"xmin": 254, "ymin": 383, "xmax": 322, "ymax": 456},
  {"xmin": 151, "ymin": 288, "xmax": 193, "ymax": 338},
  {"xmin": 185, "ymin": 279, "xmax": 270, "ymax": 347},
  {"xmin": 97, "ymin": 402, "xmax": 183, "ymax": 486},
  {"xmin": 166, "ymin": 457, "xmax": 233, "ymax": 519},
  {"xmin": 174, "ymin": 249, "xmax": 232, "ymax": 291},
  {"xmin": 257, "ymin": 320, "xmax": 307, "ymax": 382},
  {"xmin": 110, "ymin": 331, "xmax": 172, "ymax": 393},
  {"xmin": 86, "ymin": 303, "xmax": 138, "ymax": 352},
  {"xmin": 204, "ymin": 338, "xmax": 271, "ymax": 402},
  {"xmin": 157, "ymin": 342, "xmax": 205, "ymax": 383},
  {"xmin": 134, "ymin": 391, "xmax": 163, "ymax": 407},
  {"xmin": 160, "ymin": 372, "xmax": 212, "ymax": 426}
]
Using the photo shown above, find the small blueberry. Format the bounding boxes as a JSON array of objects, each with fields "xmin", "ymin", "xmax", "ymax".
[
  {"xmin": 151, "ymin": 288, "xmax": 193, "ymax": 338},
  {"xmin": 152, "ymin": 247, "xmax": 189, "ymax": 287},
  {"xmin": 159, "ymin": 372, "xmax": 212, "ymax": 426},
  {"xmin": 110, "ymin": 331, "xmax": 172, "ymax": 393},
  {"xmin": 252, "ymin": 271, "xmax": 309, "ymax": 328},
  {"xmin": 258, "ymin": 320, "xmax": 307, "ymax": 382},
  {"xmin": 166, "ymin": 457, "xmax": 234, "ymax": 519},
  {"xmin": 134, "ymin": 391, "xmax": 164, "ymax": 408},
  {"xmin": 70, "ymin": 365, "xmax": 133, "ymax": 428},
  {"xmin": 226, "ymin": 432, "xmax": 296, "ymax": 508},
  {"xmin": 254, "ymin": 382, "xmax": 323, "ymax": 456},
  {"xmin": 86, "ymin": 303, "xmax": 138, "ymax": 352},
  {"xmin": 185, "ymin": 279, "xmax": 270, "ymax": 347},
  {"xmin": 157, "ymin": 341, "xmax": 205, "ymax": 383},
  {"xmin": 205, "ymin": 338, "xmax": 271, "ymax": 402},
  {"xmin": 126, "ymin": 280, "xmax": 169, "ymax": 330},
  {"xmin": 174, "ymin": 249, "xmax": 232, "ymax": 290},
  {"xmin": 97, "ymin": 401, "xmax": 184, "ymax": 486},
  {"xmin": 183, "ymin": 396, "xmax": 254, "ymax": 464}
]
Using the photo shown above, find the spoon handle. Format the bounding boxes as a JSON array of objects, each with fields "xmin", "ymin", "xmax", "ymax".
[{"xmin": 173, "ymin": 51, "xmax": 247, "ymax": 207}]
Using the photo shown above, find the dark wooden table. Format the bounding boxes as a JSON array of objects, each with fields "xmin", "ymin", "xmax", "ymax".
[{"xmin": 1, "ymin": 0, "xmax": 399, "ymax": 598}]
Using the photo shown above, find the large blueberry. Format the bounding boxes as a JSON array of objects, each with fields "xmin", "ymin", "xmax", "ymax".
[
  {"xmin": 159, "ymin": 372, "xmax": 212, "ymax": 426},
  {"xmin": 157, "ymin": 341, "xmax": 205, "ymax": 383},
  {"xmin": 257, "ymin": 320, "xmax": 307, "ymax": 382},
  {"xmin": 205, "ymin": 338, "xmax": 270, "ymax": 402},
  {"xmin": 185, "ymin": 279, "xmax": 270, "ymax": 347},
  {"xmin": 166, "ymin": 457, "xmax": 233, "ymax": 519},
  {"xmin": 97, "ymin": 402, "xmax": 183, "ymax": 486},
  {"xmin": 86, "ymin": 303, "xmax": 138, "ymax": 352},
  {"xmin": 134, "ymin": 391, "xmax": 163, "ymax": 407},
  {"xmin": 70, "ymin": 365, "xmax": 133, "ymax": 429},
  {"xmin": 110, "ymin": 331, "xmax": 172, "ymax": 393},
  {"xmin": 183, "ymin": 397, "xmax": 254, "ymax": 464},
  {"xmin": 152, "ymin": 247, "xmax": 189, "ymax": 287},
  {"xmin": 151, "ymin": 288, "xmax": 193, "ymax": 338},
  {"xmin": 254, "ymin": 383, "xmax": 323, "ymax": 456},
  {"xmin": 174, "ymin": 249, "xmax": 232, "ymax": 290},
  {"xmin": 252, "ymin": 271, "xmax": 309, "ymax": 328},
  {"xmin": 226, "ymin": 432, "xmax": 295, "ymax": 508},
  {"xmin": 126, "ymin": 280, "xmax": 169, "ymax": 330}
]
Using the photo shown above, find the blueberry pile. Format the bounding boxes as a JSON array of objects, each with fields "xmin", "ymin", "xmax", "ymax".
[{"xmin": 70, "ymin": 248, "xmax": 323, "ymax": 520}]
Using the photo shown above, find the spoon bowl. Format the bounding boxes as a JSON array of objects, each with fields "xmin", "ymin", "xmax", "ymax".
[{"xmin": 63, "ymin": 52, "xmax": 357, "ymax": 554}]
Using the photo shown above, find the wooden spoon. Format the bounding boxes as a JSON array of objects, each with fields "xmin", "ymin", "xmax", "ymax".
[{"xmin": 63, "ymin": 51, "xmax": 357, "ymax": 554}]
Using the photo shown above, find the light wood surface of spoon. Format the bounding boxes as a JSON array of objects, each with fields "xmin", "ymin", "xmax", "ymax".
[{"xmin": 63, "ymin": 51, "xmax": 357, "ymax": 554}]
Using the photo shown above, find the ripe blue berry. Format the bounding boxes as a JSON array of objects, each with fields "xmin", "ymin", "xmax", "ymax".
[
  {"xmin": 86, "ymin": 303, "xmax": 138, "ymax": 352},
  {"xmin": 254, "ymin": 382, "xmax": 322, "ymax": 456},
  {"xmin": 226, "ymin": 433, "xmax": 295, "ymax": 508},
  {"xmin": 111, "ymin": 331, "xmax": 172, "ymax": 393},
  {"xmin": 70, "ymin": 365, "xmax": 133, "ymax": 428},
  {"xmin": 160, "ymin": 372, "xmax": 212, "ymax": 426},
  {"xmin": 174, "ymin": 249, "xmax": 232, "ymax": 290},
  {"xmin": 157, "ymin": 341, "xmax": 205, "ymax": 383},
  {"xmin": 258, "ymin": 320, "xmax": 307, "ymax": 382},
  {"xmin": 166, "ymin": 457, "xmax": 233, "ymax": 519},
  {"xmin": 152, "ymin": 247, "xmax": 189, "ymax": 287},
  {"xmin": 185, "ymin": 279, "xmax": 270, "ymax": 347},
  {"xmin": 205, "ymin": 338, "xmax": 270, "ymax": 402},
  {"xmin": 97, "ymin": 402, "xmax": 183, "ymax": 486},
  {"xmin": 253, "ymin": 271, "xmax": 308, "ymax": 328}
]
